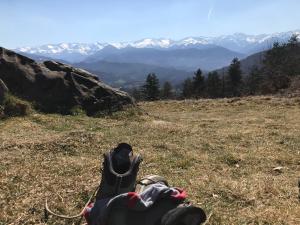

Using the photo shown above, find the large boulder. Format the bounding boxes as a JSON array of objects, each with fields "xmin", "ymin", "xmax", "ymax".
[
  {"xmin": 0, "ymin": 78, "xmax": 8, "ymax": 104},
  {"xmin": 0, "ymin": 47, "xmax": 134, "ymax": 115}
]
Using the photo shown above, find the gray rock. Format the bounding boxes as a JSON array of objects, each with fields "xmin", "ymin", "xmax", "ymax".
[
  {"xmin": 0, "ymin": 78, "xmax": 8, "ymax": 104},
  {"xmin": 0, "ymin": 47, "xmax": 134, "ymax": 115}
]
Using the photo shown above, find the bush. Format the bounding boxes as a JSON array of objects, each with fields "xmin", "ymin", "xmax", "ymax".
[
  {"xmin": 69, "ymin": 105, "xmax": 86, "ymax": 116},
  {"xmin": 2, "ymin": 94, "xmax": 32, "ymax": 117}
]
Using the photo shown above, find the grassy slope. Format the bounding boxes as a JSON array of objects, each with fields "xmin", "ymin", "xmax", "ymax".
[{"xmin": 0, "ymin": 97, "xmax": 300, "ymax": 224}]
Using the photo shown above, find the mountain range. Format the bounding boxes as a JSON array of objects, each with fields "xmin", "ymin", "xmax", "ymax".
[
  {"xmin": 14, "ymin": 30, "xmax": 299, "ymax": 88},
  {"xmin": 16, "ymin": 30, "xmax": 299, "ymax": 61}
]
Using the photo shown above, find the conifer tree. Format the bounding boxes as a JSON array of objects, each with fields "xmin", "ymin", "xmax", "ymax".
[
  {"xmin": 143, "ymin": 73, "xmax": 160, "ymax": 101},
  {"xmin": 246, "ymin": 66, "xmax": 263, "ymax": 95},
  {"xmin": 206, "ymin": 71, "xmax": 222, "ymax": 98},
  {"xmin": 227, "ymin": 58, "xmax": 242, "ymax": 96},
  {"xmin": 182, "ymin": 78, "xmax": 194, "ymax": 99},
  {"xmin": 161, "ymin": 81, "xmax": 173, "ymax": 99},
  {"xmin": 193, "ymin": 69, "xmax": 205, "ymax": 98}
]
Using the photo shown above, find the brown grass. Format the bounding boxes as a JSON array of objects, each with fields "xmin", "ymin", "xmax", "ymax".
[{"xmin": 0, "ymin": 96, "xmax": 300, "ymax": 224}]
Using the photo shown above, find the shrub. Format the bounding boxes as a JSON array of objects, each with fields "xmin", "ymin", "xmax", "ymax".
[
  {"xmin": 69, "ymin": 105, "xmax": 86, "ymax": 116},
  {"xmin": 2, "ymin": 94, "xmax": 32, "ymax": 117}
]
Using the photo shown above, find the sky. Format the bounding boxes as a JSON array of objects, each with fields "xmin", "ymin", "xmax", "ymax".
[{"xmin": 1, "ymin": 0, "xmax": 300, "ymax": 48}]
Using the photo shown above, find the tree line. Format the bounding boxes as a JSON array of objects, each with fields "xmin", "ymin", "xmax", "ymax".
[{"xmin": 129, "ymin": 35, "xmax": 300, "ymax": 101}]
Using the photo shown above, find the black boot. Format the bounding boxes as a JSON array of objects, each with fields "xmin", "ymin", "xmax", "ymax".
[{"xmin": 96, "ymin": 143, "xmax": 142, "ymax": 200}]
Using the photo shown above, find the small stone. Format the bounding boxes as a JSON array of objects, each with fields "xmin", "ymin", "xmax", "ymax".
[
  {"xmin": 273, "ymin": 166, "xmax": 284, "ymax": 172},
  {"xmin": 212, "ymin": 194, "xmax": 219, "ymax": 198}
]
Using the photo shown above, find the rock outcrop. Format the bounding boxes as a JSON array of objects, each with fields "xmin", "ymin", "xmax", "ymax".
[{"xmin": 0, "ymin": 47, "xmax": 134, "ymax": 115}]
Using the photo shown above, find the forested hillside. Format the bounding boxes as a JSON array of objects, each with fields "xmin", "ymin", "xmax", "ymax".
[{"xmin": 131, "ymin": 35, "xmax": 300, "ymax": 101}]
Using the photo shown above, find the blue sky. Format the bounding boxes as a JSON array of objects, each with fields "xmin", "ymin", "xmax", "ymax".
[{"xmin": 1, "ymin": 0, "xmax": 300, "ymax": 48}]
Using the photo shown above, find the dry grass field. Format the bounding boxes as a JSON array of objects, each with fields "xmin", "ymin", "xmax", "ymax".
[{"xmin": 1, "ymin": 96, "xmax": 300, "ymax": 225}]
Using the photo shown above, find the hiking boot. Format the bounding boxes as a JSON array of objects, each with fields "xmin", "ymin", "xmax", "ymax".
[
  {"xmin": 96, "ymin": 143, "xmax": 142, "ymax": 200},
  {"xmin": 161, "ymin": 205, "xmax": 207, "ymax": 225}
]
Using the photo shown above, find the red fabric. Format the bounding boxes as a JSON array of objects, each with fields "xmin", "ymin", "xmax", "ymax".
[
  {"xmin": 171, "ymin": 188, "xmax": 187, "ymax": 201},
  {"xmin": 83, "ymin": 202, "xmax": 94, "ymax": 219},
  {"xmin": 127, "ymin": 192, "xmax": 140, "ymax": 208}
]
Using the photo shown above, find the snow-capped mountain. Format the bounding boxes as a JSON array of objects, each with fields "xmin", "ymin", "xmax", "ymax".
[
  {"xmin": 18, "ymin": 43, "xmax": 106, "ymax": 55},
  {"xmin": 15, "ymin": 30, "xmax": 299, "ymax": 62}
]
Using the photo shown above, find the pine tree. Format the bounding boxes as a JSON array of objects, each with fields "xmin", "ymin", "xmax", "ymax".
[
  {"xmin": 262, "ymin": 40, "xmax": 296, "ymax": 92},
  {"xmin": 206, "ymin": 71, "xmax": 222, "ymax": 98},
  {"xmin": 227, "ymin": 58, "xmax": 242, "ymax": 97},
  {"xmin": 193, "ymin": 69, "xmax": 205, "ymax": 98},
  {"xmin": 143, "ymin": 73, "xmax": 160, "ymax": 101},
  {"xmin": 285, "ymin": 34, "xmax": 300, "ymax": 77},
  {"xmin": 161, "ymin": 81, "xmax": 173, "ymax": 99},
  {"xmin": 246, "ymin": 66, "xmax": 263, "ymax": 95},
  {"xmin": 182, "ymin": 78, "xmax": 193, "ymax": 99},
  {"xmin": 263, "ymin": 41, "xmax": 285, "ymax": 76}
]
